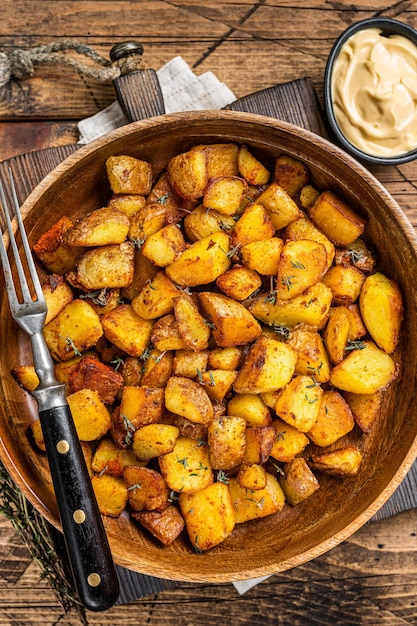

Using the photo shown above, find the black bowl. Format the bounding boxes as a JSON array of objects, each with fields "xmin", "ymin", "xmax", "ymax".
[{"xmin": 324, "ymin": 17, "xmax": 417, "ymax": 166}]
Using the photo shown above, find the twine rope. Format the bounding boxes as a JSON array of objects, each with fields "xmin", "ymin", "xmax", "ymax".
[{"xmin": 0, "ymin": 39, "xmax": 145, "ymax": 88}]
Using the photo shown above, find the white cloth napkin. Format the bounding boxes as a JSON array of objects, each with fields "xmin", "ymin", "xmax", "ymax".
[{"xmin": 78, "ymin": 57, "xmax": 270, "ymax": 594}]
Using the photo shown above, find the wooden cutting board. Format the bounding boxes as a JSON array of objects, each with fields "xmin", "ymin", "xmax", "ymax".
[{"xmin": 1, "ymin": 76, "xmax": 416, "ymax": 605}]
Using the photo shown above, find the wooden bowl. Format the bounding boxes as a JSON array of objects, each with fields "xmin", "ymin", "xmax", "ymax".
[{"xmin": 1, "ymin": 110, "xmax": 417, "ymax": 583}]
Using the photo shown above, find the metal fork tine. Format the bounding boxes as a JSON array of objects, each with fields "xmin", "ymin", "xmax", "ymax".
[{"xmin": 0, "ymin": 180, "xmax": 21, "ymax": 310}]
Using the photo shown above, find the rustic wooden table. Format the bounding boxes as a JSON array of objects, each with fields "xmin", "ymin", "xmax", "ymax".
[{"xmin": 1, "ymin": 1, "xmax": 417, "ymax": 624}]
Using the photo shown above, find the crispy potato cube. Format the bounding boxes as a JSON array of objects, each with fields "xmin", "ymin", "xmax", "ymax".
[
  {"xmin": 173, "ymin": 349, "xmax": 209, "ymax": 378},
  {"xmin": 151, "ymin": 314, "xmax": 187, "ymax": 351},
  {"xmin": 165, "ymin": 376, "xmax": 214, "ymax": 424},
  {"xmin": 197, "ymin": 143, "xmax": 239, "ymax": 178},
  {"xmin": 171, "ymin": 414, "xmax": 209, "ymax": 440},
  {"xmin": 42, "ymin": 274, "xmax": 73, "ymax": 325},
  {"xmin": 216, "ymin": 265, "xmax": 262, "ymax": 301},
  {"xmin": 285, "ymin": 215, "xmax": 335, "ymax": 270},
  {"xmin": 207, "ymin": 415, "xmax": 246, "ymax": 469},
  {"xmin": 243, "ymin": 426, "xmax": 276, "ymax": 464},
  {"xmin": 146, "ymin": 171, "xmax": 189, "ymax": 222},
  {"xmin": 334, "ymin": 238, "xmax": 376, "ymax": 274},
  {"xmin": 273, "ymin": 154, "xmax": 309, "ymax": 197},
  {"xmin": 132, "ymin": 424, "xmax": 180, "ymax": 461},
  {"xmin": 75, "ymin": 242, "xmax": 135, "ymax": 290},
  {"xmin": 120, "ymin": 249, "xmax": 158, "ymax": 301},
  {"xmin": 159, "ymin": 436, "xmax": 213, "ymax": 493},
  {"xmin": 67, "ymin": 388, "xmax": 112, "ymax": 441},
  {"xmin": 237, "ymin": 463, "xmax": 267, "ymax": 490},
  {"xmin": 238, "ymin": 144, "xmax": 270, "ymax": 186},
  {"xmin": 118, "ymin": 356, "xmax": 142, "ymax": 387},
  {"xmin": 179, "ymin": 482, "xmax": 235, "ymax": 551},
  {"xmin": 199, "ymin": 291, "xmax": 262, "ymax": 348},
  {"xmin": 140, "ymin": 348, "xmax": 174, "ymax": 388},
  {"xmin": 128, "ymin": 203, "xmax": 167, "ymax": 243},
  {"xmin": 359, "ymin": 272, "xmax": 403, "ymax": 354},
  {"xmin": 343, "ymin": 391, "xmax": 382, "ymax": 433},
  {"xmin": 173, "ymin": 293, "xmax": 211, "ymax": 351},
  {"xmin": 31, "ymin": 419, "xmax": 45, "ymax": 451},
  {"xmin": 310, "ymin": 445, "xmax": 363, "ymax": 477},
  {"xmin": 183, "ymin": 205, "xmax": 236, "ymax": 242},
  {"xmin": 229, "ymin": 473, "xmax": 285, "ymax": 523},
  {"xmin": 63, "ymin": 207, "xmax": 130, "ymax": 247},
  {"xmin": 13, "ymin": 365, "xmax": 40, "ymax": 392},
  {"xmin": 259, "ymin": 389, "xmax": 282, "ymax": 409},
  {"xmin": 141, "ymin": 223, "xmax": 185, "ymax": 267},
  {"xmin": 208, "ymin": 347, "xmax": 241, "ymax": 371},
  {"xmin": 106, "ymin": 155, "xmax": 153, "ymax": 195},
  {"xmin": 256, "ymin": 183, "xmax": 303, "ymax": 229},
  {"xmin": 124, "ymin": 466, "xmax": 169, "ymax": 512},
  {"xmin": 307, "ymin": 390, "xmax": 355, "ymax": 446},
  {"xmin": 131, "ymin": 271, "xmax": 181, "ymax": 319},
  {"xmin": 203, "ymin": 176, "xmax": 248, "ymax": 216},
  {"xmin": 234, "ymin": 336, "xmax": 297, "ymax": 394},
  {"xmin": 33, "ymin": 216, "xmax": 84, "ymax": 274},
  {"xmin": 54, "ymin": 354, "xmax": 84, "ymax": 384},
  {"xmin": 43, "ymin": 299, "xmax": 103, "ymax": 361},
  {"xmin": 92, "ymin": 439, "xmax": 140, "ymax": 476},
  {"xmin": 275, "ymin": 375, "xmax": 323, "ymax": 432},
  {"xmin": 240, "ymin": 238, "xmax": 283, "ymax": 276},
  {"xmin": 200, "ymin": 369, "xmax": 237, "ymax": 402},
  {"xmin": 308, "ymin": 191, "xmax": 366, "ymax": 247},
  {"xmin": 346, "ymin": 303, "xmax": 367, "ymax": 341},
  {"xmin": 85, "ymin": 288, "xmax": 122, "ymax": 317},
  {"xmin": 107, "ymin": 193, "xmax": 146, "ymax": 217},
  {"xmin": 276, "ymin": 239, "xmax": 328, "ymax": 301},
  {"xmin": 91, "ymin": 474, "xmax": 128, "ymax": 517},
  {"xmin": 131, "ymin": 504, "xmax": 185, "ymax": 545},
  {"xmin": 167, "ymin": 148, "xmax": 207, "ymax": 202},
  {"xmin": 269, "ymin": 419, "xmax": 310, "ymax": 463},
  {"xmin": 101, "ymin": 304, "xmax": 153, "ymax": 357},
  {"xmin": 287, "ymin": 329, "xmax": 331, "ymax": 383},
  {"xmin": 227, "ymin": 393, "xmax": 271, "ymax": 427},
  {"xmin": 67, "ymin": 354, "xmax": 124, "ymax": 404},
  {"xmin": 330, "ymin": 341, "xmax": 398, "ymax": 393},
  {"xmin": 279, "ymin": 457, "xmax": 319, "ymax": 505},
  {"xmin": 249, "ymin": 282, "xmax": 333, "ymax": 330},
  {"xmin": 166, "ymin": 232, "xmax": 231, "ymax": 287},
  {"xmin": 323, "ymin": 306, "xmax": 351, "ymax": 365},
  {"xmin": 322, "ymin": 264, "xmax": 366, "ymax": 306},
  {"xmin": 230, "ymin": 203, "xmax": 275, "ymax": 248},
  {"xmin": 299, "ymin": 184, "xmax": 320, "ymax": 209},
  {"xmin": 119, "ymin": 386, "xmax": 165, "ymax": 429}
]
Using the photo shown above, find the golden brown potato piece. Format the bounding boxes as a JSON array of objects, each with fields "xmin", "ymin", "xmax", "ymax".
[
  {"xmin": 240, "ymin": 238, "xmax": 283, "ymax": 276},
  {"xmin": 330, "ymin": 341, "xmax": 398, "ymax": 394},
  {"xmin": 237, "ymin": 463, "xmax": 267, "ymax": 490},
  {"xmin": 43, "ymin": 299, "xmax": 103, "ymax": 362},
  {"xmin": 140, "ymin": 348, "xmax": 174, "ymax": 388},
  {"xmin": 276, "ymin": 239, "xmax": 328, "ymax": 301},
  {"xmin": 42, "ymin": 274, "xmax": 74, "ymax": 325},
  {"xmin": 197, "ymin": 143, "xmax": 239, "ymax": 178},
  {"xmin": 173, "ymin": 349, "xmax": 209, "ymax": 379},
  {"xmin": 238, "ymin": 144, "xmax": 270, "ymax": 186},
  {"xmin": 63, "ymin": 207, "xmax": 130, "ymax": 247},
  {"xmin": 208, "ymin": 347, "xmax": 241, "ymax": 371},
  {"xmin": 146, "ymin": 170, "xmax": 191, "ymax": 222},
  {"xmin": 91, "ymin": 474, "xmax": 128, "ymax": 517},
  {"xmin": 120, "ymin": 249, "xmax": 158, "ymax": 301},
  {"xmin": 273, "ymin": 154, "xmax": 310, "ymax": 198},
  {"xmin": 227, "ymin": 393, "xmax": 271, "ymax": 427},
  {"xmin": 67, "ymin": 354, "xmax": 124, "ymax": 404},
  {"xmin": 256, "ymin": 183, "xmax": 303, "ymax": 230},
  {"xmin": 299, "ymin": 184, "xmax": 320, "ymax": 209},
  {"xmin": 343, "ymin": 391, "xmax": 382, "ymax": 433},
  {"xmin": 166, "ymin": 231, "xmax": 231, "ymax": 287},
  {"xmin": 323, "ymin": 306, "xmax": 352, "ymax": 365},
  {"xmin": 159, "ymin": 435, "xmax": 213, "ymax": 493},
  {"xmin": 234, "ymin": 336, "xmax": 297, "ymax": 394},
  {"xmin": 106, "ymin": 155, "xmax": 153, "ymax": 195},
  {"xmin": 243, "ymin": 425, "xmax": 276, "ymax": 465},
  {"xmin": 307, "ymin": 390, "xmax": 355, "ymax": 447},
  {"xmin": 287, "ymin": 329, "xmax": 331, "ymax": 383},
  {"xmin": 183, "ymin": 205, "xmax": 236, "ymax": 242},
  {"xmin": 131, "ymin": 505, "xmax": 185, "ymax": 546},
  {"xmin": 76, "ymin": 242, "xmax": 135, "ymax": 290},
  {"xmin": 230, "ymin": 203, "xmax": 275, "ymax": 248},
  {"xmin": 308, "ymin": 191, "xmax": 366, "ymax": 247},
  {"xmin": 151, "ymin": 314, "xmax": 188, "ymax": 351},
  {"xmin": 165, "ymin": 376, "xmax": 214, "ymax": 424},
  {"xmin": 179, "ymin": 482, "xmax": 235, "ymax": 551},
  {"xmin": 310, "ymin": 445, "xmax": 363, "ymax": 477},
  {"xmin": 31, "ymin": 419, "xmax": 46, "ymax": 452},
  {"xmin": 269, "ymin": 419, "xmax": 310, "ymax": 463},
  {"xmin": 101, "ymin": 304, "xmax": 153, "ymax": 357},
  {"xmin": 123, "ymin": 466, "xmax": 169, "ymax": 512},
  {"xmin": 207, "ymin": 415, "xmax": 246, "ymax": 470},
  {"xmin": 131, "ymin": 271, "xmax": 182, "ymax": 320},
  {"xmin": 334, "ymin": 238, "xmax": 376, "ymax": 274},
  {"xmin": 173, "ymin": 293, "xmax": 211, "ymax": 351},
  {"xmin": 346, "ymin": 303, "xmax": 368, "ymax": 341},
  {"xmin": 200, "ymin": 369, "xmax": 237, "ymax": 402},
  {"xmin": 67, "ymin": 388, "xmax": 112, "ymax": 441},
  {"xmin": 32, "ymin": 216, "xmax": 85, "ymax": 274},
  {"xmin": 132, "ymin": 424, "xmax": 180, "ymax": 461},
  {"xmin": 91, "ymin": 439, "xmax": 140, "ymax": 476},
  {"xmin": 285, "ymin": 215, "xmax": 335, "ymax": 270},
  {"xmin": 275, "ymin": 375, "xmax": 323, "ymax": 433},
  {"xmin": 167, "ymin": 148, "xmax": 207, "ymax": 201},
  {"xmin": 322, "ymin": 264, "xmax": 366, "ymax": 306},
  {"xmin": 13, "ymin": 365, "xmax": 40, "ymax": 392},
  {"xmin": 216, "ymin": 265, "xmax": 262, "ymax": 301},
  {"xmin": 279, "ymin": 457, "xmax": 320, "ymax": 505},
  {"xmin": 119, "ymin": 386, "xmax": 165, "ymax": 429},
  {"xmin": 359, "ymin": 272, "xmax": 403, "ymax": 354},
  {"xmin": 229, "ymin": 473, "xmax": 285, "ymax": 523},
  {"xmin": 128, "ymin": 203, "xmax": 167, "ymax": 244},
  {"xmin": 107, "ymin": 193, "xmax": 146, "ymax": 217},
  {"xmin": 141, "ymin": 223, "xmax": 186, "ymax": 267},
  {"xmin": 203, "ymin": 176, "xmax": 248, "ymax": 216},
  {"xmin": 199, "ymin": 291, "xmax": 262, "ymax": 348}
]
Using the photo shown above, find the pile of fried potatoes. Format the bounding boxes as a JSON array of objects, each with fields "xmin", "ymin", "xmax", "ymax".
[{"xmin": 14, "ymin": 142, "xmax": 403, "ymax": 552}]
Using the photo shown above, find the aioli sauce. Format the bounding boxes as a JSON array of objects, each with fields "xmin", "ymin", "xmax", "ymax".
[{"xmin": 331, "ymin": 28, "xmax": 417, "ymax": 157}]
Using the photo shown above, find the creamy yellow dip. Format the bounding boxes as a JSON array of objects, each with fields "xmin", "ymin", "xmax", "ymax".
[{"xmin": 331, "ymin": 28, "xmax": 417, "ymax": 157}]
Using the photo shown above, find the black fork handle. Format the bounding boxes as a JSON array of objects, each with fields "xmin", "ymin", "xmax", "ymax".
[{"xmin": 39, "ymin": 404, "xmax": 119, "ymax": 611}]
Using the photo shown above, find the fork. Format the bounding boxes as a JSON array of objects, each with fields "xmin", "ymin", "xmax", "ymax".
[{"xmin": 0, "ymin": 168, "xmax": 119, "ymax": 612}]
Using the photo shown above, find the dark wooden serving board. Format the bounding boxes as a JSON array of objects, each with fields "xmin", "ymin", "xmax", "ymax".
[{"xmin": 1, "ymin": 76, "xmax": 417, "ymax": 604}]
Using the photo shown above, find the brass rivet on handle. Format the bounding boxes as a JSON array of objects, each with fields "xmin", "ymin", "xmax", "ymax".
[
  {"xmin": 73, "ymin": 509, "xmax": 86, "ymax": 524},
  {"xmin": 56, "ymin": 439, "xmax": 70, "ymax": 454},
  {"xmin": 87, "ymin": 573, "xmax": 101, "ymax": 587}
]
